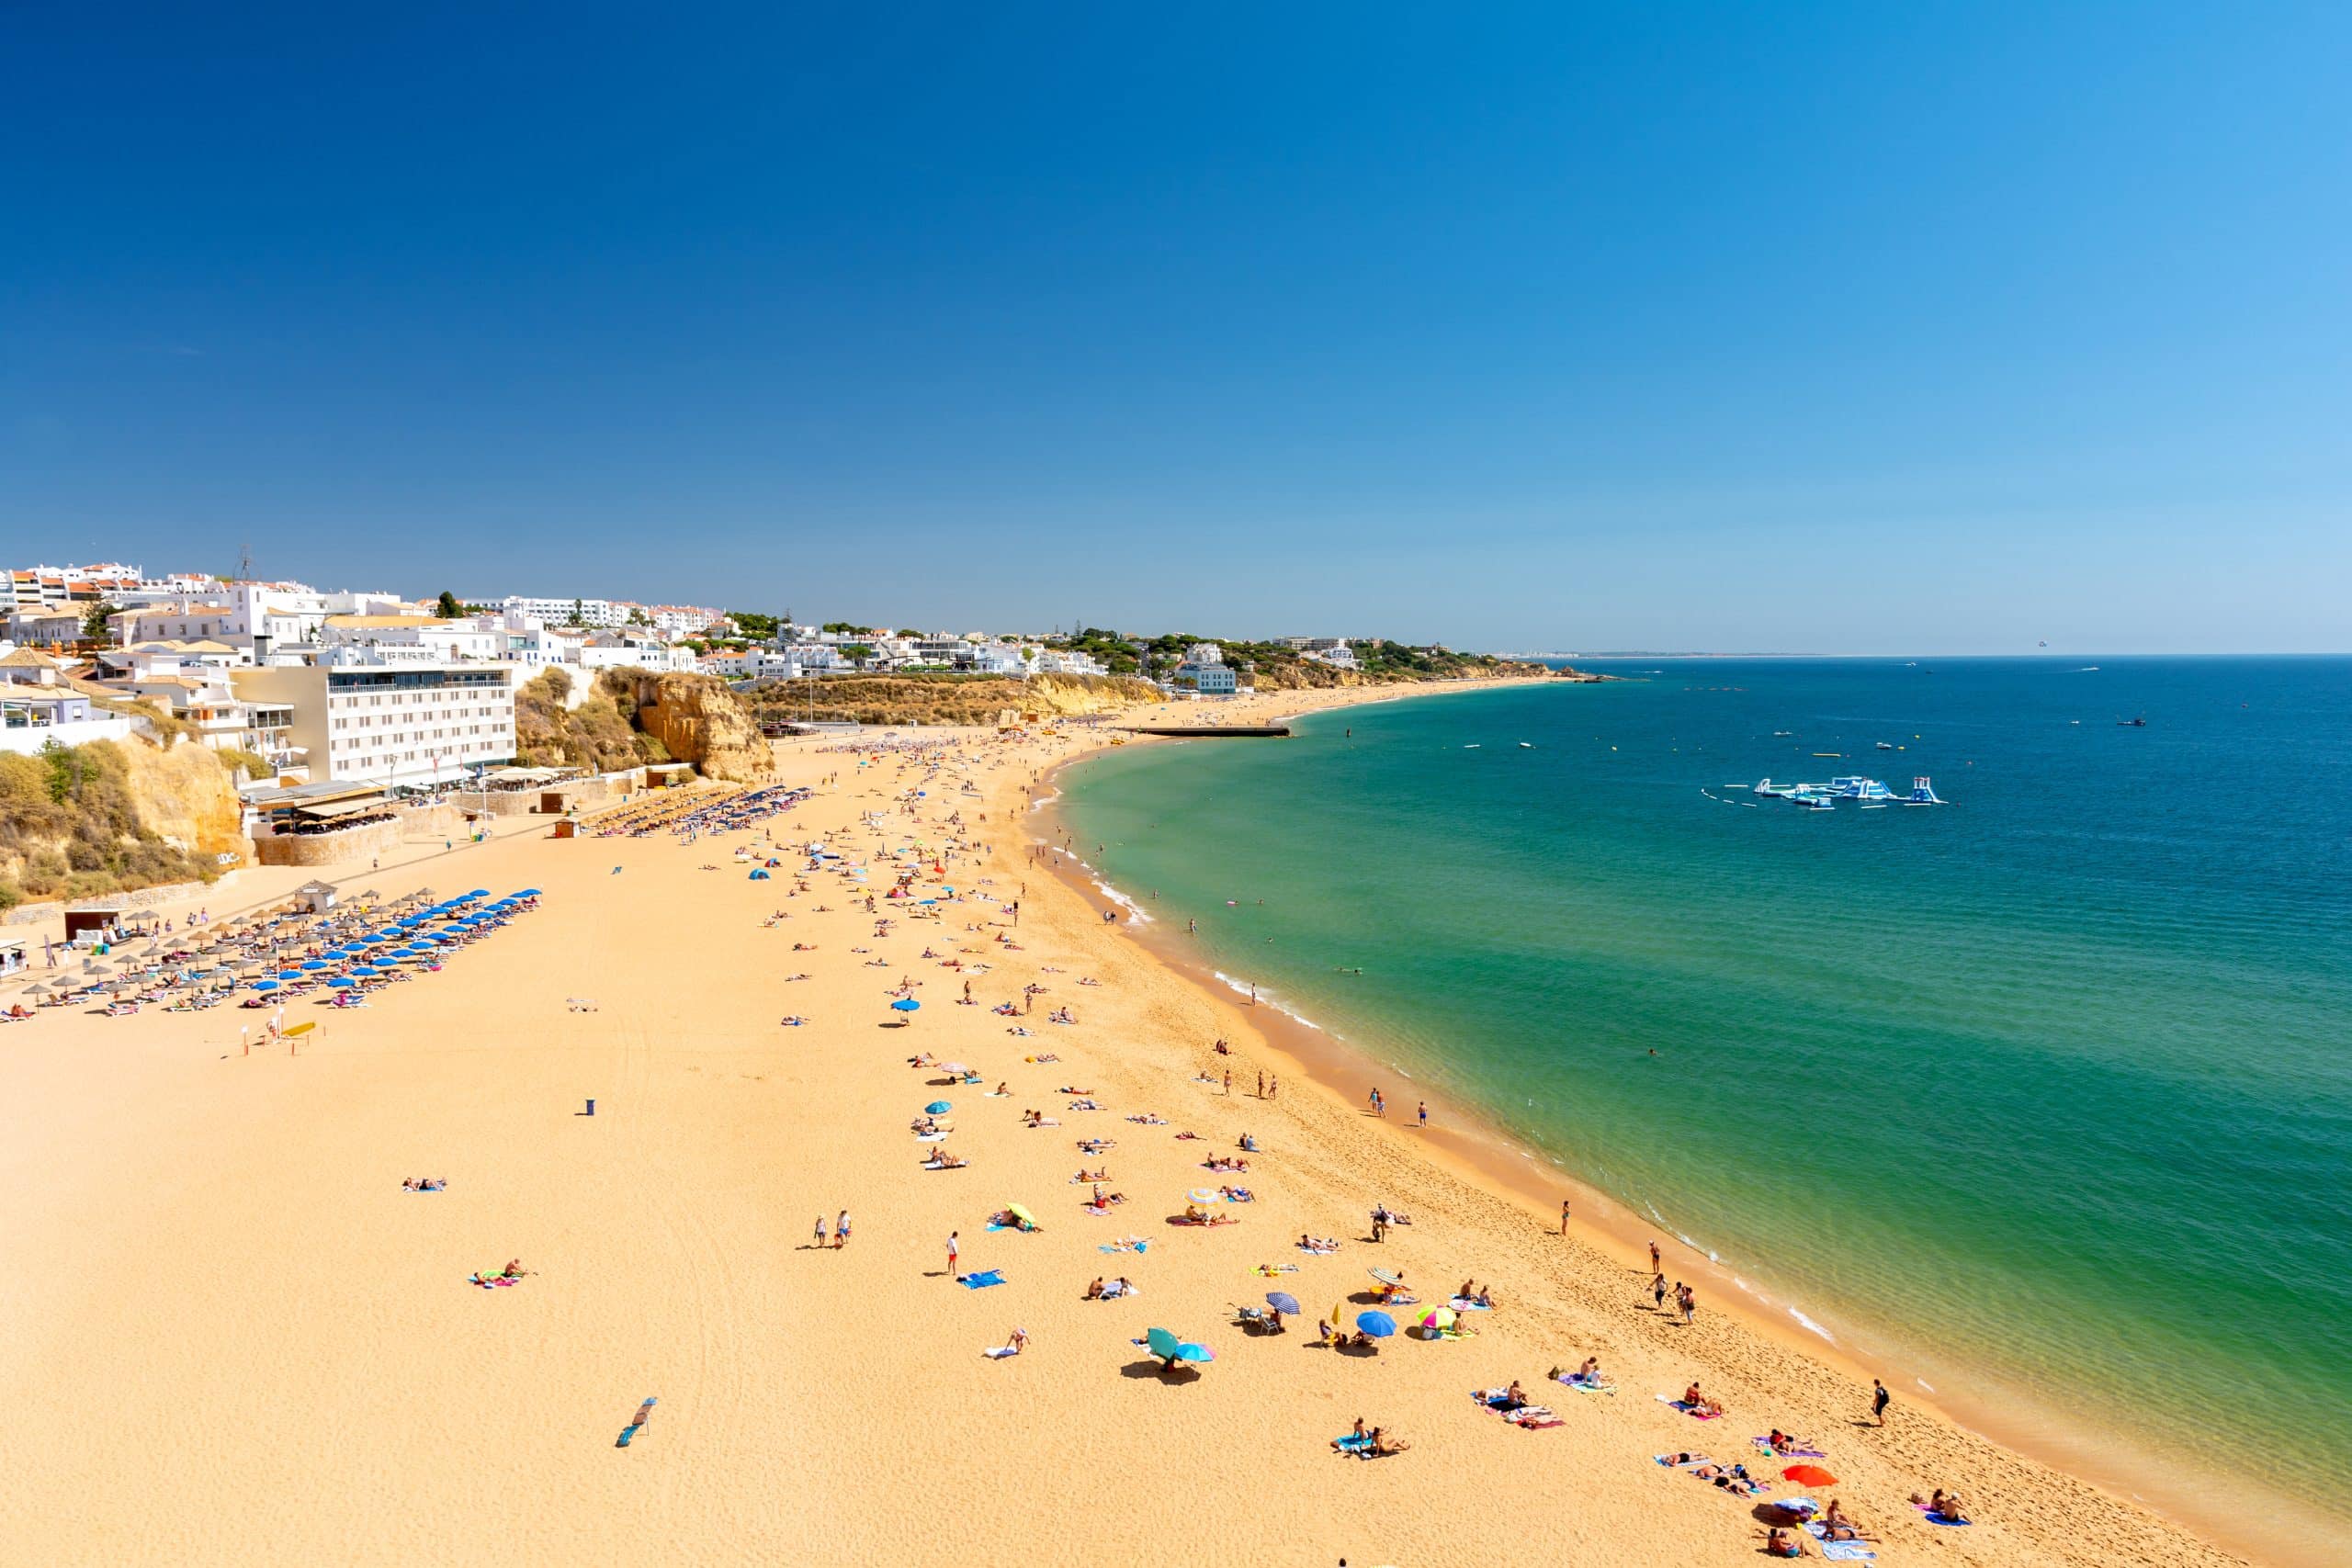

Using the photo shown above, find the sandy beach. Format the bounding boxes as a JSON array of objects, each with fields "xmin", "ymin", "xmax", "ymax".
[{"xmin": 0, "ymin": 680, "xmax": 2253, "ymax": 1567}]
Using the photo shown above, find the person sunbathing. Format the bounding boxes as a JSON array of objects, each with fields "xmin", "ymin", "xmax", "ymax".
[
  {"xmin": 1497, "ymin": 1381, "xmax": 1529, "ymax": 1411},
  {"xmin": 1682, "ymin": 1382, "xmax": 1724, "ymax": 1416},
  {"xmin": 922, "ymin": 1151, "xmax": 967, "ymax": 1169},
  {"xmin": 1918, "ymin": 1489, "xmax": 1970, "ymax": 1524},
  {"xmin": 1083, "ymin": 1278, "xmax": 1105, "ymax": 1300},
  {"xmin": 1817, "ymin": 1499, "xmax": 1872, "ymax": 1540},
  {"xmin": 1768, "ymin": 1428, "xmax": 1819, "ymax": 1455},
  {"xmin": 1369, "ymin": 1428, "xmax": 1410, "ymax": 1456},
  {"xmin": 1572, "ymin": 1356, "xmax": 1602, "ymax": 1384},
  {"xmin": 1764, "ymin": 1527, "xmax": 1805, "ymax": 1558},
  {"xmin": 1298, "ymin": 1235, "xmax": 1340, "ymax": 1253},
  {"xmin": 1331, "ymin": 1417, "xmax": 1369, "ymax": 1452}
]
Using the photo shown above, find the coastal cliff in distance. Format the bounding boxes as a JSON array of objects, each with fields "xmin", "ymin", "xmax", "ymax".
[{"xmin": 749, "ymin": 672, "xmax": 1166, "ymax": 728}]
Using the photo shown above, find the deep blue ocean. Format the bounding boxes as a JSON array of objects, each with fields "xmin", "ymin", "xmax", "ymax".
[{"xmin": 1059, "ymin": 657, "xmax": 2352, "ymax": 1535}]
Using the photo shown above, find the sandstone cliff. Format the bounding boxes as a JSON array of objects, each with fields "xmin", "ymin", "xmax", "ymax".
[
  {"xmin": 616, "ymin": 671, "xmax": 771, "ymax": 782},
  {"xmin": 0, "ymin": 737, "xmax": 249, "ymax": 908},
  {"xmin": 750, "ymin": 673, "xmax": 1164, "ymax": 728}
]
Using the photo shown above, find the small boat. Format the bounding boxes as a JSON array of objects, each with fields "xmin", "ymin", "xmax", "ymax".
[
  {"xmin": 1518, "ymin": 741, "xmax": 1532, "ymax": 749},
  {"xmin": 2117, "ymin": 716, "xmax": 2145, "ymax": 728},
  {"xmin": 1875, "ymin": 741, "xmax": 1895, "ymax": 750},
  {"xmin": 1772, "ymin": 730, "xmax": 1794, "ymax": 738},
  {"xmin": 1813, "ymin": 752, "xmax": 1843, "ymax": 759}
]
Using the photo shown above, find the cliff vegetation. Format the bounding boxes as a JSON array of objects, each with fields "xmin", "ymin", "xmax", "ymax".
[{"xmin": 0, "ymin": 739, "xmax": 247, "ymax": 910}]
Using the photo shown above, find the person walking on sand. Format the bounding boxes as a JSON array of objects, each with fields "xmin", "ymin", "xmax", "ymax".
[
  {"xmin": 1649, "ymin": 1238, "xmax": 1661, "ymax": 1273},
  {"xmin": 1560, "ymin": 1200, "xmax": 1572, "ymax": 1235},
  {"xmin": 1223, "ymin": 1069, "xmax": 1231, "ymax": 1096},
  {"xmin": 1679, "ymin": 1281, "xmax": 1696, "ymax": 1324},
  {"xmin": 1256, "ymin": 1070, "xmax": 1264, "ymax": 1098},
  {"xmin": 834, "ymin": 1210, "xmax": 851, "ymax": 1249},
  {"xmin": 946, "ymin": 1231, "xmax": 960, "ymax": 1278},
  {"xmin": 1652, "ymin": 1272, "xmax": 1668, "ymax": 1311},
  {"xmin": 814, "ymin": 1215, "xmax": 828, "ymax": 1248},
  {"xmin": 1871, "ymin": 1378, "xmax": 1891, "ymax": 1426},
  {"xmin": 1417, "ymin": 1100, "xmax": 1428, "ymax": 1128}
]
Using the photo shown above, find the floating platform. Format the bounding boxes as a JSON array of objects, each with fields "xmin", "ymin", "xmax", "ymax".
[{"xmin": 1116, "ymin": 725, "xmax": 1292, "ymax": 738}]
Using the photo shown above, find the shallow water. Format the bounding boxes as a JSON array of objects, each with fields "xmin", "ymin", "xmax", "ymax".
[{"xmin": 1060, "ymin": 657, "xmax": 2352, "ymax": 1531}]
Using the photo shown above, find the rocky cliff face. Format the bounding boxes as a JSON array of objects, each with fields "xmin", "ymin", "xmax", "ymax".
[
  {"xmin": 751, "ymin": 673, "xmax": 1164, "ymax": 728},
  {"xmin": 0, "ymin": 736, "xmax": 249, "ymax": 908},
  {"xmin": 618, "ymin": 671, "xmax": 771, "ymax": 782},
  {"xmin": 129, "ymin": 739, "xmax": 252, "ymax": 864}
]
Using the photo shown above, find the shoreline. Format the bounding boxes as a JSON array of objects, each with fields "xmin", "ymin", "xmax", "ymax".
[{"xmin": 1033, "ymin": 680, "xmax": 2290, "ymax": 1566}]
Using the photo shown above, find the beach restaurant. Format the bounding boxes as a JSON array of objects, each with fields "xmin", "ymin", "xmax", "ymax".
[{"xmin": 0, "ymin": 935, "xmax": 27, "ymax": 977}]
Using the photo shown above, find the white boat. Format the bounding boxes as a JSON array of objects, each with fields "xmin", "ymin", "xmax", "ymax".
[{"xmin": 1518, "ymin": 741, "xmax": 1532, "ymax": 749}]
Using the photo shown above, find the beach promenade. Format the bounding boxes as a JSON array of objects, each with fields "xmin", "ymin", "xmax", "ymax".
[{"xmin": 0, "ymin": 682, "xmax": 2248, "ymax": 1567}]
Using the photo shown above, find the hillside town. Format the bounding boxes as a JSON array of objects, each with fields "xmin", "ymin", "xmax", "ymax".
[{"xmin": 0, "ymin": 559, "xmax": 1503, "ymax": 899}]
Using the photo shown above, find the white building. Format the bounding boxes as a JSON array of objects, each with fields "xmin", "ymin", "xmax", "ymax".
[
  {"xmin": 1183, "ymin": 641, "xmax": 1226, "ymax": 666},
  {"xmin": 644, "ymin": 604, "xmax": 728, "ymax": 639},
  {"xmin": 320, "ymin": 614, "xmax": 504, "ymax": 664},
  {"xmin": 1302, "ymin": 637, "xmax": 1357, "ymax": 670},
  {"xmin": 1170, "ymin": 660, "xmax": 1237, "ymax": 696},
  {"xmin": 1032, "ymin": 649, "xmax": 1108, "ymax": 677},
  {"xmin": 231, "ymin": 655, "xmax": 517, "ymax": 791},
  {"xmin": 487, "ymin": 594, "xmax": 628, "ymax": 628}
]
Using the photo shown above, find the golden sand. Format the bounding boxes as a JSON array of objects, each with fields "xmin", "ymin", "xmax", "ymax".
[{"xmin": 0, "ymin": 685, "xmax": 2249, "ymax": 1566}]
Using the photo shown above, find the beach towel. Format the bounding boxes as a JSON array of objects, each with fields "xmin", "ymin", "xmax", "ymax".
[
  {"xmin": 1446, "ymin": 1297, "xmax": 1492, "ymax": 1312},
  {"xmin": 1555, "ymin": 1374, "xmax": 1617, "ymax": 1395},
  {"xmin": 1804, "ymin": 1525, "xmax": 1876, "ymax": 1561},
  {"xmin": 981, "ymin": 1346, "xmax": 1021, "ymax": 1359},
  {"xmin": 959, "ymin": 1269, "xmax": 1006, "ymax": 1289},
  {"xmin": 1916, "ymin": 1509, "xmax": 1971, "ymax": 1527},
  {"xmin": 1655, "ymin": 1395, "xmax": 1719, "ymax": 1419},
  {"xmin": 1508, "ymin": 1412, "xmax": 1563, "ymax": 1429},
  {"xmin": 915, "ymin": 1131, "xmax": 948, "ymax": 1142},
  {"xmin": 1333, "ymin": 1432, "xmax": 1374, "ymax": 1455}
]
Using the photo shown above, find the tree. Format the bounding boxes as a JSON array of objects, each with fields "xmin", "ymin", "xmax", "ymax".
[
  {"xmin": 840, "ymin": 643, "xmax": 876, "ymax": 671},
  {"xmin": 434, "ymin": 590, "xmax": 463, "ymax": 619},
  {"xmin": 567, "ymin": 598, "xmax": 585, "ymax": 626},
  {"xmin": 627, "ymin": 606, "xmax": 648, "ymax": 626},
  {"xmin": 82, "ymin": 601, "xmax": 119, "ymax": 640}
]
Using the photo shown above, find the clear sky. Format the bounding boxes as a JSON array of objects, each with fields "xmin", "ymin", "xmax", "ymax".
[{"xmin": 5, "ymin": 5, "xmax": 2346, "ymax": 653}]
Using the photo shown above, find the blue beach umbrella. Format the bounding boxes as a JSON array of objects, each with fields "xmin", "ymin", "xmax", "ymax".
[
  {"xmin": 1356, "ymin": 1311, "xmax": 1396, "ymax": 1338},
  {"xmin": 276, "ymin": 970, "xmax": 304, "ymax": 982},
  {"xmin": 924, "ymin": 1100, "xmax": 952, "ymax": 1114},
  {"xmin": 350, "ymin": 964, "xmax": 380, "ymax": 974},
  {"xmin": 300, "ymin": 960, "xmax": 329, "ymax": 971},
  {"xmin": 1265, "ymin": 1292, "xmax": 1301, "ymax": 1315},
  {"xmin": 891, "ymin": 998, "xmax": 921, "ymax": 1012},
  {"xmin": 516, "ymin": 888, "xmax": 541, "ymax": 897},
  {"xmin": 465, "ymin": 889, "xmax": 489, "ymax": 898},
  {"xmin": 251, "ymin": 979, "xmax": 279, "ymax": 991}
]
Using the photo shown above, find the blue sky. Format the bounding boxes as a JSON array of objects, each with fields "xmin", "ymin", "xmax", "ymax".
[{"xmin": 4, "ymin": 4, "xmax": 2346, "ymax": 652}]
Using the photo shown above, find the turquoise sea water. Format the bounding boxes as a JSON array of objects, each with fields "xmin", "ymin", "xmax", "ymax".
[{"xmin": 1059, "ymin": 658, "xmax": 2352, "ymax": 1535}]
